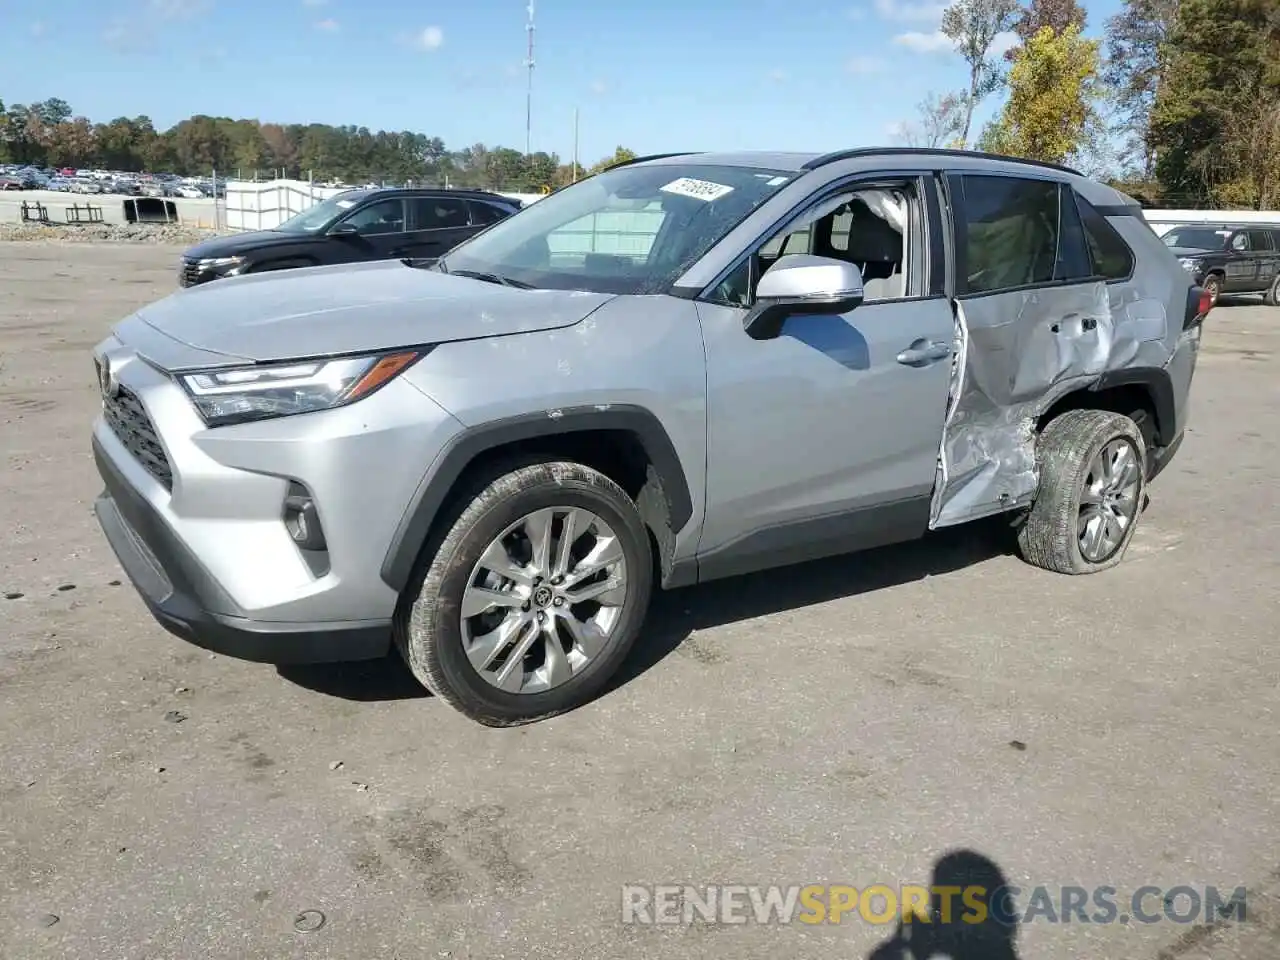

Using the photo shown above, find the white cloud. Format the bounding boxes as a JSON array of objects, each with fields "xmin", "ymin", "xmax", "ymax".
[
  {"xmin": 846, "ymin": 56, "xmax": 884, "ymax": 74},
  {"xmin": 990, "ymin": 30, "xmax": 1020, "ymax": 56},
  {"xmin": 874, "ymin": 0, "xmax": 947, "ymax": 21},
  {"xmin": 892, "ymin": 30, "xmax": 955, "ymax": 53},
  {"xmin": 415, "ymin": 25, "xmax": 444, "ymax": 50},
  {"xmin": 315, "ymin": 17, "xmax": 338, "ymax": 31},
  {"xmin": 767, "ymin": 68, "xmax": 788, "ymax": 82},
  {"xmin": 589, "ymin": 79, "xmax": 608, "ymax": 95},
  {"xmin": 885, "ymin": 120, "xmax": 910, "ymax": 140}
]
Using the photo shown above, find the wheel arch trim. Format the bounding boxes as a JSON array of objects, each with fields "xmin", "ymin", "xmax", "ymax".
[
  {"xmin": 379, "ymin": 404, "xmax": 695, "ymax": 593},
  {"xmin": 1087, "ymin": 366, "xmax": 1177, "ymax": 446}
]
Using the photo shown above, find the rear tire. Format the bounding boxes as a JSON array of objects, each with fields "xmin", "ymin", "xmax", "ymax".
[
  {"xmin": 1017, "ymin": 410, "xmax": 1147, "ymax": 575},
  {"xmin": 395, "ymin": 461, "xmax": 653, "ymax": 726}
]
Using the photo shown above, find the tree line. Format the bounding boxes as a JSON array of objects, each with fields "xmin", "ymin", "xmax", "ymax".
[
  {"xmin": 0, "ymin": 98, "xmax": 636, "ymax": 192},
  {"xmin": 894, "ymin": 0, "xmax": 1280, "ymax": 209},
  {"xmin": 7, "ymin": 0, "xmax": 1278, "ymax": 209}
]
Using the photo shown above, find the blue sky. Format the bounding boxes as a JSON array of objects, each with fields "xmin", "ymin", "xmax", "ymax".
[{"xmin": 1, "ymin": 0, "xmax": 1123, "ymax": 165}]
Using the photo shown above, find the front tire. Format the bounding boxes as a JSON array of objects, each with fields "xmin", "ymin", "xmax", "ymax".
[
  {"xmin": 395, "ymin": 461, "xmax": 653, "ymax": 726},
  {"xmin": 1203, "ymin": 274, "xmax": 1222, "ymax": 306},
  {"xmin": 1017, "ymin": 410, "xmax": 1147, "ymax": 575}
]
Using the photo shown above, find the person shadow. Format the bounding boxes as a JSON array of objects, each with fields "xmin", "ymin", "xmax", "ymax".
[{"xmin": 867, "ymin": 850, "xmax": 1021, "ymax": 960}]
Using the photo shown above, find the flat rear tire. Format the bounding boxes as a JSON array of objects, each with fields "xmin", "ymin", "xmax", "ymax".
[{"xmin": 1017, "ymin": 409, "xmax": 1147, "ymax": 575}]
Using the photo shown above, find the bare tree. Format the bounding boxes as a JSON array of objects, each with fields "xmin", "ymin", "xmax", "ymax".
[
  {"xmin": 893, "ymin": 92, "xmax": 968, "ymax": 148},
  {"xmin": 941, "ymin": 0, "xmax": 1021, "ymax": 147}
]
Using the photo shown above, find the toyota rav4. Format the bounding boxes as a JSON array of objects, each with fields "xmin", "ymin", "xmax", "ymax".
[{"xmin": 91, "ymin": 148, "xmax": 1208, "ymax": 726}]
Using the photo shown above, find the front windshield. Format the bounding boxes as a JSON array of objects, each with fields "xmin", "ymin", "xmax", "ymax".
[
  {"xmin": 1162, "ymin": 226, "xmax": 1230, "ymax": 250},
  {"xmin": 440, "ymin": 163, "xmax": 795, "ymax": 294},
  {"xmin": 275, "ymin": 190, "xmax": 371, "ymax": 233}
]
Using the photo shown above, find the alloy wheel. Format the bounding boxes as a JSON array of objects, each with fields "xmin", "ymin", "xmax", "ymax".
[
  {"xmin": 1077, "ymin": 438, "xmax": 1143, "ymax": 563},
  {"xmin": 459, "ymin": 507, "xmax": 628, "ymax": 694}
]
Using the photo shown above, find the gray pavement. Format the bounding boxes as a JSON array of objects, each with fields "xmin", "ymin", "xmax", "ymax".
[{"xmin": 1, "ymin": 240, "xmax": 1277, "ymax": 959}]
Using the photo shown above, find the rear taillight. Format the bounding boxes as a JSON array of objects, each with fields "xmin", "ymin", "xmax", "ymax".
[
  {"xmin": 1185, "ymin": 285, "xmax": 1211, "ymax": 329},
  {"xmin": 1198, "ymin": 288, "xmax": 1213, "ymax": 318}
]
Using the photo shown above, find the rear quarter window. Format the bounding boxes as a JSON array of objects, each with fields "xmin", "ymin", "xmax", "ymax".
[{"xmin": 1075, "ymin": 195, "xmax": 1135, "ymax": 280}]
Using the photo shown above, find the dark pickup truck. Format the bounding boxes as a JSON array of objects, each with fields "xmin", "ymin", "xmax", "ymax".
[{"xmin": 1162, "ymin": 223, "xmax": 1280, "ymax": 306}]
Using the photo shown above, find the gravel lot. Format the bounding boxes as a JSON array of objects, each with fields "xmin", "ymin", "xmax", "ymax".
[{"xmin": 1, "ymin": 241, "xmax": 1277, "ymax": 960}]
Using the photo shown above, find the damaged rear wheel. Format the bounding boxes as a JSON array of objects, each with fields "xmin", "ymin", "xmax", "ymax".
[{"xmin": 1017, "ymin": 409, "xmax": 1147, "ymax": 575}]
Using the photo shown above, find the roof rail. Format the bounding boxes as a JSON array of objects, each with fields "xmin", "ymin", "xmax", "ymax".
[
  {"xmin": 606, "ymin": 151, "xmax": 702, "ymax": 170},
  {"xmin": 800, "ymin": 147, "xmax": 1082, "ymax": 177}
]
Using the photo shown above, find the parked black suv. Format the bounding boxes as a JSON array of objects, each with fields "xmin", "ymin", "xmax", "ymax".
[
  {"xmin": 1162, "ymin": 223, "xmax": 1280, "ymax": 306},
  {"xmin": 178, "ymin": 187, "xmax": 521, "ymax": 287}
]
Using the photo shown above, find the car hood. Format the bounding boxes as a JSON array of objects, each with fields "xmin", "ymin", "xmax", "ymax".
[
  {"xmin": 183, "ymin": 230, "xmax": 302, "ymax": 258},
  {"xmin": 131, "ymin": 259, "xmax": 615, "ymax": 366}
]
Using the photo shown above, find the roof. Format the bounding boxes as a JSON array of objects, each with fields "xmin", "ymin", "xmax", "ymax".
[
  {"xmin": 625, "ymin": 147, "xmax": 1083, "ymax": 178},
  {"xmin": 624, "ymin": 151, "xmax": 819, "ymax": 171},
  {"xmin": 363, "ymin": 185, "xmax": 514, "ymax": 199}
]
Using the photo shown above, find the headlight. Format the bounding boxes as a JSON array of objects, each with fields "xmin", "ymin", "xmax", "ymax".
[
  {"xmin": 1178, "ymin": 258, "xmax": 1200, "ymax": 272},
  {"xmin": 179, "ymin": 350, "xmax": 425, "ymax": 427},
  {"xmin": 196, "ymin": 256, "xmax": 247, "ymax": 274}
]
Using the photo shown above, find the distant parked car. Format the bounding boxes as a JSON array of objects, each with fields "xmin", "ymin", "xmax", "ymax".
[
  {"xmin": 0, "ymin": 175, "xmax": 23, "ymax": 191},
  {"xmin": 1163, "ymin": 223, "xmax": 1280, "ymax": 305},
  {"xmin": 177, "ymin": 187, "xmax": 520, "ymax": 287}
]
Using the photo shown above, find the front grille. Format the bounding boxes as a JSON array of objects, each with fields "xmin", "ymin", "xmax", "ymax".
[
  {"xmin": 103, "ymin": 385, "xmax": 173, "ymax": 490},
  {"xmin": 178, "ymin": 259, "xmax": 210, "ymax": 288}
]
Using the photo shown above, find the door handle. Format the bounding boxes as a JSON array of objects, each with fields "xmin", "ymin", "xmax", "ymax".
[{"xmin": 896, "ymin": 339, "xmax": 951, "ymax": 366}]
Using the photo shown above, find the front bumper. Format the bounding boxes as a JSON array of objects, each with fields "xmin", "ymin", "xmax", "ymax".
[
  {"xmin": 94, "ymin": 435, "xmax": 391, "ymax": 663},
  {"xmin": 90, "ymin": 325, "xmax": 467, "ymax": 664}
]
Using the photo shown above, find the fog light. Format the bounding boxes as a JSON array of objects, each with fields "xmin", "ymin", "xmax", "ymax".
[{"xmin": 283, "ymin": 484, "xmax": 326, "ymax": 551}]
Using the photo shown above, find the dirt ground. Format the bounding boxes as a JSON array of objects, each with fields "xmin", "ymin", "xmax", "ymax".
[{"xmin": 1, "ymin": 241, "xmax": 1278, "ymax": 960}]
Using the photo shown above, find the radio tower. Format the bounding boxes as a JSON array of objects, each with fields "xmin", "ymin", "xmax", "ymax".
[{"xmin": 524, "ymin": 1, "xmax": 536, "ymax": 156}]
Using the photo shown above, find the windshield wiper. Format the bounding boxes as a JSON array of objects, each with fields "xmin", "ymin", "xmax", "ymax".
[
  {"xmin": 401, "ymin": 256, "xmax": 447, "ymax": 271},
  {"xmin": 448, "ymin": 268, "xmax": 535, "ymax": 289}
]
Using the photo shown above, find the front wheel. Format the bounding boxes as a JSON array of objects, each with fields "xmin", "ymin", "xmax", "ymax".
[
  {"xmin": 1017, "ymin": 410, "xmax": 1147, "ymax": 575},
  {"xmin": 395, "ymin": 461, "xmax": 654, "ymax": 726},
  {"xmin": 1202, "ymin": 274, "xmax": 1222, "ymax": 306}
]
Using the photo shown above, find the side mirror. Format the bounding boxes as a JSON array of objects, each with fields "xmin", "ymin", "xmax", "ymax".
[
  {"xmin": 743, "ymin": 254, "xmax": 865, "ymax": 340},
  {"xmin": 329, "ymin": 222, "xmax": 359, "ymax": 237}
]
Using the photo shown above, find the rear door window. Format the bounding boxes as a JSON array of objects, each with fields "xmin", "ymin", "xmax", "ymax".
[
  {"xmin": 410, "ymin": 196, "xmax": 469, "ymax": 230},
  {"xmin": 1246, "ymin": 229, "xmax": 1274, "ymax": 252},
  {"xmin": 959, "ymin": 175, "xmax": 1088, "ymax": 293},
  {"xmin": 467, "ymin": 200, "xmax": 511, "ymax": 225}
]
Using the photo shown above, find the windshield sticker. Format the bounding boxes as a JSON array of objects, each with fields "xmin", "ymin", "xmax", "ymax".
[
  {"xmin": 335, "ymin": 199, "xmax": 356, "ymax": 208},
  {"xmin": 660, "ymin": 177, "xmax": 735, "ymax": 202},
  {"xmin": 766, "ymin": 176, "xmax": 790, "ymax": 186}
]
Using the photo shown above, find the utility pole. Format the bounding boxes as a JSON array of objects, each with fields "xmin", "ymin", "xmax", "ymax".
[
  {"xmin": 572, "ymin": 108, "xmax": 579, "ymax": 182},
  {"xmin": 524, "ymin": 1, "xmax": 536, "ymax": 156}
]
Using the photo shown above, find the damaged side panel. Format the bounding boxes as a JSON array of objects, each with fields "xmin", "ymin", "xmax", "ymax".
[{"xmin": 930, "ymin": 280, "xmax": 1173, "ymax": 528}]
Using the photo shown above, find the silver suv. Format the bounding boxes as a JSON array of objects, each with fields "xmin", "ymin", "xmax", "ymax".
[{"xmin": 92, "ymin": 149, "xmax": 1208, "ymax": 725}]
